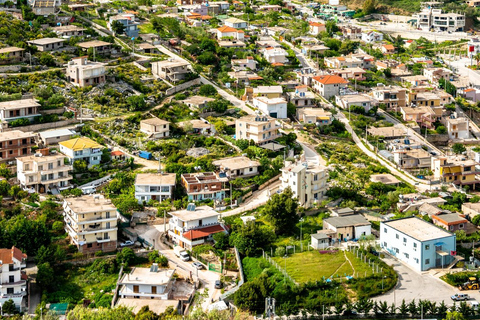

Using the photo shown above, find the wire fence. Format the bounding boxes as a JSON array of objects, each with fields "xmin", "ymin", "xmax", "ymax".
[{"xmin": 263, "ymin": 251, "xmax": 298, "ymax": 286}]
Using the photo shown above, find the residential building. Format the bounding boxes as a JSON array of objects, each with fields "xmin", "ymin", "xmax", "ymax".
[
  {"xmin": 311, "ymin": 75, "xmax": 349, "ymax": 99},
  {"xmin": 424, "ymin": 67, "xmax": 453, "ymax": 84},
  {"xmin": 108, "ymin": 14, "xmax": 139, "ymax": 38},
  {"xmin": 330, "ymin": 67, "xmax": 366, "ymax": 81},
  {"xmin": 140, "ymin": 118, "xmax": 170, "ymax": 139},
  {"xmin": 0, "ymin": 99, "xmax": 41, "ymax": 123},
  {"xmin": 323, "ymin": 214, "xmax": 371, "ymax": 241},
  {"xmin": 370, "ymin": 173, "xmax": 400, "ymax": 186},
  {"xmin": 216, "ymin": 26, "xmax": 244, "ymax": 40},
  {"xmin": 287, "ymin": 85, "xmax": 316, "ymax": 107},
  {"xmin": 231, "ymin": 56, "xmax": 257, "ymax": 71},
  {"xmin": 253, "ymin": 86, "xmax": 283, "ymax": 99},
  {"xmin": 118, "ymin": 267, "xmax": 175, "ymax": 300},
  {"xmin": 17, "ymin": 153, "xmax": 72, "ymax": 193},
  {"xmin": 414, "ymin": 8, "xmax": 465, "ymax": 32},
  {"xmin": 397, "ymin": 194, "xmax": 447, "ymax": 212},
  {"xmin": 135, "ymin": 173, "xmax": 176, "ymax": 204},
  {"xmin": 66, "ymin": 57, "xmax": 106, "ymax": 88},
  {"xmin": 28, "ymin": 0, "xmax": 59, "ymax": 15},
  {"xmin": 432, "ymin": 157, "xmax": 479, "ymax": 188},
  {"xmin": 39, "ymin": 128, "xmax": 75, "ymax": 146},
  {"xmin": 296, "ymin": 108, "xmax": 332, "ymax": 125},
  {"xmin": 235, "ymin": 114, "xmax": 280, "ymax": 145},
  {"xmin": 310, "ymin": 232, "xmax": 331, "ymax": 250},
  {"xmin": 212, "ymin": 156, "xmax": 260, "ymax": 180},
  {"xmin": 262, "ymin": 47, "xmax": 289, "ymax": 65},
  {"xmin": 224, "ymin": 17, "xmax": 247, "ymax": 29},
  {"xmin": 178, "ymin": 119, "xmax": 215, "ymax": 135},
  {"xmin": 0, "ymin": 247, "xmax": 27, "ymax": 312},
  {"xmin": 446, "ymin": 116, "xmax": 469, "ymax": 140},
  {"xmin": 259, "ymin": 4, "xmax": 282, "ymax": 11},
  {"xmin": 52, "ymin": 25, "xmax": 86, "ymax": 38},
  {"xmin": 63, "ymin": 194, "xmax": 118, "ymax": 253},
  {"xmin": 136, "ymin": 43, "xmax": 159, "ymax": 54},
  {"xmin": 181, "ymin": 96, "xmax": 215, "ymax": 110},
  {"xmin": 253, "ymin": 96, "xmax": 287, "ymax": 119},
  {"xmin": 367, "ymin": 125, "xmax": 406, "ymax": 139},
  {"xmin": 324, "ymin": 54, "xmax": 375, "ymax": 69},
  {"xmin": 381, "ymin": 44, "xmax": 395, "ymax": 55},
  {"xmin": 177, "ymin": 0, "xmax": 202, "ymax": 5},
  {"xmin": 227, "ymin": 71, "xmax": 263, "ymax": 85},
  {"xmin": 400, "ymin": 106, "xmax": 436, "ymax": 129},
  {"xmin": 0, "ymin": 131, "xmax": 37, "ymax": 163},
  {"xmin": 309, "ymin": 22, "xmax": 326, "ymax": 35},
  {"xmin": 168, "ymin": 204, "xmax": 228, "ymax": 249},
  {"xmin": 59, "ymin": 137, "xmax": 103, "ymax": 166},
  {"xmin": 380, "ymin": 216, "xmax": 456, "ymax": 271},
  {"xmin": 77, "ymin": 40, "xmax": 112, "ymax": 55},
  {"xmin": 340, "ymin": 25, "xmax": 362, "ymax": 39},
  {"xmin": 361, "ymin": 31, "xmax": 383, "ymax": 43},
  {"xmin": 27, "ymin": 38, "xmax": 64, "ymax": 52},
  {"xmin": 462, "ymin": 202, "xmax": 480, "ymax": 219},
  {"xmin": 393, "ymin": 148, "xmax": 432, "ymax": 169},
  {"xmin": 151, "ymin": 60, "xmax": 191, "ymax": 83},
  {"xmin": 467, "ymin": 0, "xmax": 480, "ymax": 7},
  {"xmin": 217, "ymin": 40, "xmax": 246, "ymax": 49},
  {"xmin": 431, "ymin": 212, "xmax": 468, "ymax": 233},
  {"xmin": 371, "ymin": 85, "xmax": 407, "ymax": 110},
  {"xmin": 280, "ymin": 161, "xmax": 328, "ymax": 207},
  {"xmin": 0, "ymin": 47, "xmax": 24, "ymax": 65},
  {"xmin": 181, "ymin": 172, "xmax": 227, "ymax": 201},
  {"xmin": 335, "ymin": 94, "xmax": 376, "ymax": 113}
]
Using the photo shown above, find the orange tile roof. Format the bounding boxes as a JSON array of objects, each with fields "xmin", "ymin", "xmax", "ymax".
[
  {"xmin": 383, "ymin": 44, "xmax": 395, "ymax": 50},
  {"xmin": 272, "ymin": 62, "xmax": 284, "ymax": 66},
  {"xmin": 182, "ymin": 225, "xmax": 226, "ymax": 240},
  {"xmin": 464, "ymin": 88, "xmax": 475, "ymax": 92},
  {"xmin": 312, "ymin": 75, "xmax": 349, "ymax": 85},
  {"xmin": 217, "ymin": 26, "xmax": 238, "ymax": 33},
  {"xmin": 111, "ymin": 150, "xmax": 124, "ymax": 156},
  {"xmin": 337, "ymin": 57, "xmax": 345, "ymax": 61},
  {"xmin": 0, "ymin": 246, "xmax": 26, "ymax": 265},
  {"xmin": 309, "ymin": 22, "xmax": 324, "ymax": 27}
]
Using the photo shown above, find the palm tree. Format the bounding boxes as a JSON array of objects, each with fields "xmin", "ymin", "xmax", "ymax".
[{"xmin": 474, "ymin": 53, "xmax": 480, "ymax": 67}]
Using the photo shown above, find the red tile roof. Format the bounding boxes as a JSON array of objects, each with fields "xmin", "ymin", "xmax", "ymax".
[
  {"xmin": 217, "ymin": 26, "xmax": 238, "ymax": 33},
  {"xmin": 272, "ymin": 62, "xmax": 284, "ymax": 66},
  {"xmin": 111, "ymin": 150, "xmax": 124, "ymax": 156},
  {"xmin": 312, "ymin": 75, "xmax": 349, "ymax": 85},
  {"xmin": 183, "ymin": 225, "xmax": 226, "ymax": 240},
  {"xmin": 309, "ymin": 22, "xmax": 325, "ymax": 27},
  {"xmin": 0, "ymin": 246, "xmax": 26, "ymax": 265}
]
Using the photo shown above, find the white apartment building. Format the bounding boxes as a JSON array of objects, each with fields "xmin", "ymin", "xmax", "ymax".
[
  {"xmin": 118, "ymin": 267, "xmax": 175, "ymax": 300},
  {"xmin": 168, "ymin": 204, "xmax": 228, "ymax": 249},
  {"xmin": 17, "ymin": 153, "xmax": 73, "ymax": 193},
  {"xmin": 446, "ymin": 116, "xmax": 469, "ymax": 140},
  {"xmin": 224, "ymin": 17, "xmax": 247, "ymax": 29},
  {"xmin": 414, "ymin": 8, "xmax": 465, "ymax": 32},
  {"xmin": 361, "ymin": 31, "xmax": 383, "ymax": 43},
  {"xmin": 263, "ymin": 47, "xmax": 289, "ymax": 65},
  {"xmin": 59, "ymin": 137, "xmax": 103, "ymax": 166},
  {"xmin": 287, "ymin": 85, "xmax": 316, "ymax": 107},
  {"xmin": 0, "ymin": 99, "xmax": 41, "ymax": 123},
  {"xmin": 63, "ymin": 194, "xmax": 118, "ymax": 253},
  {"xmin": 311, "ymin": 75, "xmax": 349, "ymax": 99},
  {"xmin": 335, "ymin": 94, "xmax": 377, "ymax": 112},
  {"xmin": 235, "ymin": 115, "xmax": 280, "ymax": 145},
  {"xmin": 135, "ymin": 173, "xmax": 176, "ymax": 204},
  {"xmin": 140, "ymin": 118, "xmax": 170, "ymax": 139},
  {"xmin": 280, "ymin": 161, "xmax": 328, "ymax": 208},
  {"xmin": 0, "ymin": 247, "xmax": 27, "ymax": 312},
  {"xmin": 66, "ymin": 57, "xmax": 106, "ymax": 88},
  {"xmin": 253, "ymin": 96, "xmax": 288, "ymax": 119}
]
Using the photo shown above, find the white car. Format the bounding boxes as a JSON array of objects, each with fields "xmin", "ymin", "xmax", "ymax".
[{"xmin": 120, "ymin": 240, "xmax": 134, "ymax": 247}]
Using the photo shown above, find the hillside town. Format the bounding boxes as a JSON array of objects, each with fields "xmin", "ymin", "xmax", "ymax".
[{"xmin": 3, "ymin": 0, "xmax": 480, "ymax": 318}]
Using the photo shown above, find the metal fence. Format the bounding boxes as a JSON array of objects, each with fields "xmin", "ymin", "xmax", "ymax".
[{"xmin": 263, "ymin": 251, "xmax": 298, "ymax": 285}]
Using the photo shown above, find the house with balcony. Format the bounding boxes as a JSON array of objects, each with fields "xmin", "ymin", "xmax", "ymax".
[
  {"xmin": 287, "ymin": 85, "xmax": 316, "ymax": 107},
  {"xmin": 424, "ymin": 67, "xmax": 453, "ymax": 84},
  {"xmin": 59, "ymin": 137, "xmax": 103, "ymax": 166},
  {"xmin": 17, "ymin": 153, "xmax": 73, "ymax": 193},
  {"xmin": 371, "ymin": 85, "xmax": 407, "ymax": 111},
  {"xmin": 212, "ymin": 156, "xmax": 260, "ymax": 180},
  {"xmin": 77, "ymin": 40, "xmax": 113, "ymax": 55},
  {"xmin": 140, "ymin": 118, "xmax": 170, "ymax": 139},
  {"xmin": 309, "ymin": 22, "xmax": 326, "ymax": 35},
  {"xmin": 361, "ymin": 31, "xmax": 383, "ymax": 43},
  {"xmin": 66, "ymin": 57, "xmax": 106, "ymax": 88},
  {"xmin": 0, "ymin": 131, "xmax": 37, "ymax": 163},
  {"xmin": 235, "ymin": 114, "xmax": 280, "ymax": 145},
  {"xmin": 27, "ymin": 38, "xmax": 65, "ymax": 52},
  {"xmin": 296, "ymin": 108, "xmax": 332, "ymax": 125},
  {"xmin": 135, "ymin": 173, "xmax": 176, "ymax": 204},
  {"xmin": 280, "ymin": 161, "xmax": 328, "ymax": 208},
  {"xmin": 311, "ymin": 75, "xmax": 349, "ymax": 99},
  {"xmin": 0, "ymin": 47, "xmax": 24, "ymax": 65},
  {"xmin": 0, "ymin": 247, "xmax": 27, "ymax": 312},
  {"xmin": 335, "ymin": 94, "xmax": 376, "ymax": 113},
  {"xmin": 228, "ymin": 70, "xmax": 262, "ymax": 85},
  {"xmin": 330, "ymin": 67, "xmax": 366, "ymax": 81},
  {"xmin": 181, "ymin": 172, "xmax": 227, "ymax": 201},
  {"xmin": 262, "ymin": 47, "xmax": 289, "ymax": 66},
  {"xmin": 108, "ymin": 14, "xmax": 139, "ymax": 38},
  {"xmin": 393, "ymin": 148, "xmax": 432, "ymax": 169},
  {"xmin": 118, "ymin": 267, "xmax": 175, "ymax": 301},
  {"xmin": 168, "ymin": 204, "xmax": 228, "ymax": 249},
  {"xmin": 231, "ymin": 56, "xmax": 257, "ymax": 71},
  {"xmin": 216, "ymin": 26, "xmax": 244, "ymax": 41},
  {"xmin": 63, "ymin": 194, "xmax": 118, "ymax": 253},
  {"xmin": 52, "ymin": 25, "xmax": 86, "ymax": 38},
  {"xmin": 432, "ymin": 157, "xmax": 480, "ymax": 189},
  {"xmin": 151, "ymin": 60, "xmax": 191, "ymax": 83},
  {"xmin": 0, "ymin": 99, "xmax": 41, "ymax": 123},
  {"xmin": 446, "ymin": 116, "xmax": 469, "ymax": 140},
  {"xmin": 253, "ymin": 96, "xmax": 287, "ymax": 119},
  {"xmin": 400, "ymin": 106, "xmax": 436, "ymax": 129},
  {"xmin": 324, "ymin": 54, "xmax": 374, "ymax": 69}
]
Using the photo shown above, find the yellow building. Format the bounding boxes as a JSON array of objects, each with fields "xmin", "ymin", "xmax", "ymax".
[{"xmin": 432, "ymin": 157, "xmax": 479, "ymax": 188}]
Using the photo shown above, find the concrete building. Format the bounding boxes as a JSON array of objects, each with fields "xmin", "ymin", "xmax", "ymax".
[
  {"xmin": 296, "ymin": 108, "xmax": 332, "ymax": 125},
  {"xmin": 370, "ymin": 173, "xmax": 400, "ymax": 186},
  {"xmin": 212, "ymin": 156, "xmax": 260, "ymax": 180},
  {"xmin": 140, "ymin": 118, "xmax": 170, "ymax": 139},
  {"xmin": 330, "ymin": 67, "xmax": 366, "ymax": 81},
  {"xmin": 393, "ymin": 148, "xmax": 432, "ymax": 169},
  {"xmin": 178, "ymin": 119, "xmax": 215, "ymax": 135},
  {"xmin": 52, "ymin": 25, "xmax": 86, "ymax": 38},
  {"xmin": 253, "ymin": 96, "xmax": 287, "ymax": 119},
  {"xmin": 118, "ymin": 267, "xmax": 175, "ymax": 300},
  {"xmin": 310, "ymin": 232, "xmax": 331, "ymax": 249},
  {"xmin": 0, "ymin": 247, "xmax": 27, "ymax": 312},
  {"xmin": 462, "ymin": 202, "xmax": 480, "ymax": 219},
  {"xmin": 431, "ymin": 212, "xmax": 468, "ymax": 233},
  {"xmin": 371, "ymin": 85, "xmax": 407, "ymax": 110},
  {"xmin": 446, "ymin": 116, "xmax": 469, "ymax": 140},
  {"xmin": 151, "ymin": 60, "xmax": 191, "ymax": 83},
  {"xmin": 287, "ymin": 85, "xmax": 316, "ymax": 107},
  {"xmin": 253, "ymin": 86, "xmax": 283, "ymax": 99},
  {"xmin": 309, "ymin": 22, "xmax": 325, "ymax": 35},
  {"xmin": 235, "ymin": 114, "xmax": 280, "ymax": 145},
  {"xmin": 311, "ymin": 75, "xmax": 349, "ymax": 99},
  {"xmin": 0, "ymin": 99, "xmax": 41, "ymax": 123},
  {"xmin": 108, "ymin": 14, "xmax": 139, "ymax": 38},
  {"xmin": 39, "ymin": 129, "xmax": 75, "ymax": 146},
  {"xmin": 77, "ymin": 40, "xmax": 112, "ymax": 55},
  {"xmin": 324, "ymin": 53, "xmax": 375, "ymax": 69},
  {"xmin": 168, "ymin": 204, "xmax": 228, "ymax": 249},
  {"xmin": 262, "ymin": 47, "xmax": 289, "ymax": 65},
  {"xmin": 181, "ymin": 172, "xmax": 227, "ymax": 201},
  {"xmin": 59, "ymin": 137, "xmax": 103, "ymax": 166},
  {"xmin": 280, "ymin": 161, "xmax": 328, "ymax": 207},
  {"xmin": 17, "ymin": 153, "xmax": 72, "ymax": 193},
  {"xmin": 432, "ymin": 157, "xmax": 479, "ymax": 188},
  {"xmin": 323, "ymin": 214, "xmax": 371, "ymax": 241},
  {"xmin": 361, "ymin": 31, "xmax": 383, "ymax": 43},
  {"xmin": 231, "ymin": 56, "xmax": 257, "ymax": 71},
  {"xmin": 224, "ymin": 17, "xmax": 247, "ymax": 29},
  {"xmin": 181, "ymin": 96, "xmax": 215, "ymax": 110},
  {"xmin": 27, "ymin": 38, "xmax": 64, "ymax": 52},
  {"xmin": 66, "ymin": 57, "xmax": 106, "ymax": 87},
  {"xmin": 414, "ymin": 8, "xmax": 465, "ymax": 32},
  {"xmin": 216, "ymin": 26, "xmax": 244, "ymax": 40},
  {"xmin": 134, "ymin": 173, "xmax": 176, "ymax": 204},
  {"xmin": 0, "ymin": 131, "xmax": 37, "ymax": 163},
  {"xmin": 400, "ymin": 106, "xmax": 436, "ymax": 129},
  {"xmin": 63, "ymin": 194, "xmax": 118, "ymax": 253},
  {"xmin": 0, "ymin": 47, "xmax": 24, "ymax": 65},
  {"xmin": 380, "ymin": 216, "xmax": 457, "ymax": 271},
  {"xmin": 423, "ymin": 67, "xmax": 453, "ymax": 84},
  {"xmin": 335, "ymin": 94, "xmax": 376, "ymax": 113}
]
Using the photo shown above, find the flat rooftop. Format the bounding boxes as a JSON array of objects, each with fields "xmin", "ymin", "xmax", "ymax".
[
  {"xmin": 39, "ymin": 129, "xmax": 74, "ymax": 139},
  {"xmin": 370, "ymin": 173, "xmax": 400, "ymax": 185},
  {"xmin": 0, "ymin": 99, "xmax": 40, "ymax": 110},
  {"xmin": 383, "ymin": 216, "xmax": 453, "ymax": 242},
  {"xmin": 119, "ymin": 267, "xmax": 174, "ymax": 286},
  {"xmin": 141, "ymin": 118, "xmax": 169, "ymax": 126},
  {"xmin": 64, "ymin": 194, "xmax": 117, "ymax": 213},
  {"xmin": 170, "ymin": 205, "xmax": 219, "ymax": 221},
  {"xmin": 182, "ymin": 95, "xmax": 215, "ymax": 105},
  {"xmin": 135, "ymin": 173, "xmax": 176, "ymax": 186},
  {"xmin": 17, "ymin": 153, "xmax": 67, "ymax": 163},
  {"xmin": 254, "ymin": 85, "xmax": 283, "ymax": 94},
  {"xmin": 0, "ymin": 47, "xmax": 24, "ymax": 54},
  {"xmin": 117, "ymin": 298, "xmax": 178, "ymax": 315},
  {"xmin": 27, "ymin": 37, "xmax": 65, "ymax": 45},
  {"xmin": 78, "ymin": 40, "xmax": 112, "ymax": 49},
  {"xmin": 212, "ymin": 156, "xmax": 260, "ymax": 170},
  {"xmin": 0, "ymin": 130, "xmax": 36, "ymax": 141}
]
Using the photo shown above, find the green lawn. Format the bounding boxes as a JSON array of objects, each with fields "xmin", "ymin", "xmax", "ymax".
[
  {"xmin": 139, "ymin": 22, "xmax": 155, "ymax": 34},
  {"xmin": 272, "ymin": 250, "xmax": 374, "ymax": 283}
]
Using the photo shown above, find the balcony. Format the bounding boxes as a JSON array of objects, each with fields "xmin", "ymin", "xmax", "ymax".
[
  {"xmin": 96, "ymin": 237, "xmax": 111, "ymax": 243},
  {"xmin": 40, "ymin": 166, "xmax": 73, "ymax": 175}
]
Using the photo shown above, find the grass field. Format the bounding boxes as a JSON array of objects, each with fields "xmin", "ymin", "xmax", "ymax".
[{"xmin": 272, "ymin": 250, "xmax": 374, "ymax": 283}]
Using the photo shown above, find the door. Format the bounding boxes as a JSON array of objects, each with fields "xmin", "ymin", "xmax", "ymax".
[
  {"xmin": 152, "ymin": 286, "xmax": 157, "ymax": 294},
  {"xmin": 133, "ymin": 285, "xmax": 139, "ymax": 293}
]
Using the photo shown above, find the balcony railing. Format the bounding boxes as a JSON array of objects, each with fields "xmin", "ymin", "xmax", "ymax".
[{"xmin": 96, "ymin": 237, "xmax": 111, "ymax": 243}]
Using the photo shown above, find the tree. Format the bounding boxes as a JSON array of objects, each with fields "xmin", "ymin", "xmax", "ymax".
[
  {"xmin": 455, "ymin": 230, "xmax": 467, "ymax": 242},
  {"xmin": 207, "ymin": 99, "xmax": 228, "ymax": 113},
  {"xmin": 287, "ymin": 102, "xmax": 296, "ymax": 118},
  {"xmin": 445, "ymin": 311, "xmax": 465, "ymax": 320},
  {"xmin": 126, "ymin": 95, "xmax": 147, "ymax": 111},
  {"xmin": 437, "ymin": 126, "xmax": 447, "ymax": 134},
  {"xmin": 363, "ymin": 0, "xmax": 376, "ymax": 14},
  {"xmin": 39, "ymin": 53, "xmax": 55, "ymax": 67},
  {"xmin": 199, "ymin": 84, "xmax": 218, "ymax": 97},
  {"xmin": 472, "ymin": 215, "xmax": 480, "ymax": 226},
  {"xmin": 117, "ymin": 247, "xmax": 136, "ymax": 266},
  {"xmin": 2, "ymin": 299, "xmax": 17, "ymax": 314},
  {"xmin": 261, "ymin": 187, "xmax": 299, "ymax": 235},
  {"xmin": 452, "ymin": 143, "xmax": 466, "ymax": 154},
  {"xmin": 229, "ymin": 221, "xmax": 275, "ymax": 256},
  {"xmin": 37, "ymin": 262, "xmax": 55, "ymax": 291},
  {"xmin": 213, "ymin": 232, "xmax": 229, "ymax": 250}
]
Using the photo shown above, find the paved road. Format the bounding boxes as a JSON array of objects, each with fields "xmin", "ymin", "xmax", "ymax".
[
  {"xmin": 299, "ymin": 142, "xmax": 326, "ymax": 166},
  {"xmin": 445, "ymin": 56, "xmax": 480, "ymax": 86}
]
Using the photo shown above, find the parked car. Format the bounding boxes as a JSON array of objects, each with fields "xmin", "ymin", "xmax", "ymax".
[
  {"xmin": 451, "ymin": 293, "xmax": 470, "ymax": 301},
  {"xmin": 192, "ymin": 262, "xmax": 203, "ymax": 269},
  {"xmin": 120, "ymin": 240, "xmax": 134, "ymax": 247},
  {"xmin": 215, "ymin": 280, "xmax": 222, "ymax": 289}
]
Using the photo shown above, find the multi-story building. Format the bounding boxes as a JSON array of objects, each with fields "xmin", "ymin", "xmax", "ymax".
[
  {"xmin": 0, "ymin": 131, "xmax": 37, "ymax": 163},
  {"xmin": 381, "ymin": 216, "xmax": 456, "ymax": 271},
  {"xmin": 108, "ymin": 14, "xmax": 139, "ymax": 38},
  {"xmin": 467, "ymin": 0, "xmax": 480, "ymax": 7},
  {"xmin": 212, "ymin": 156, "xmax": 260, "ymax": 180},
  {"xmin": 0, "ymin": 246, "xmax": 27, "ymax": 312},
  {"xmin": 262, "ymin": 47, "xmax": 289, "ymax": 65},
  {"xmin": 16, "ymin": 153, "xmax": 73, "ymax": 193},
  {"xmin": 0, "ymin": 47, "xmax": 24, "ymax": 65},
  {"xmin": 231, "ymin": 56, "xmax": 257, "ymax": 71},
  {"xmin": 118, "ymin": 267, "xmax": 175, "ymax": 300},
  {"xmin": 280, "ymin": 161, "xmax": 328, "ymax": 208},
  {"xmin": 134, "ymin": 173, "xmax": 176, "ymax": 204},
  {"xmin": 168, "ymin": 204, "xmax": 228, "ymax": 249},
  {"xmin": 309, "ymin": 22, "xmax": 326, "ymax": 35},
  {"xmin": 0, "ymin": 99, "xmax": 41, "ymax": 123},
  {"xmin": 311, "ymin": 75, "xmax": 349, "ymax": 99},
  {"xmin": 432, "ymin": 157, "xmax": 479, "ymax": 188},
  {"xmin": 253, "ymin": 96, "xmax": 288, "ymax": 119},
  {"xmin": 370, "ymin": 85, "xmax": 407, "ymax": 111},
  {"xmin": 446, "ymin": 116, "xmax": 469, "ymax": 140},
  {"xmin": 59, "ymin": 137, "xmax": 103, "ymax": 166},
  {"xmin": 330, "ymin": 67, "xmax": 366, "ymax": 81},
  {"xmin": 151, "ymin": 60, "xmax": 191, "ymax": 83},
  {"xmin": 414, "ymin": 7, "xmax": 465, "ymax": 32},
  {"xmin": 224, "ymin": 17, "xmax": 247, "ymax": 29},
  {"xmin": 63, "ymin": 194, "xmax": 118, "ymax": 253},
  {"xmin": 52, "ymin": 25, "xmax": 86, "ymax": 38},
  {"xmin": 296, "ymin": 108, "xmax": 332, "ymax": 125},
  {"xmin": 335, "ymin": 94, "xmax": 377, "ymax": 113},
  {"xmin": 323, "ymin": 214, "xmax": 371, "ymax": 241},
  {"xmin": 287, "ymin": 85, "xmax": 316, "ymax": 107},
  {"xmin": 400, "ymin": 106, "xmax": 436, "ymax": 129},
  {"xmin": 66, "ymin": 57, "xmax": 106, "ymax": 88},
  {"xmin": 235, "ymin": 115, "xmax": 280, "ymax": 145},
  {"xmin": 423, "ymin": 67, "xmax": 453, "ymax": 84},
  {"xmin": 27, "ymin": 38, "xmax": 65, "ymax": 52},
  {"xmin": 393, "ymin": 148, "xmax": 432, "ymax": 169},
  {"xmin": 140, "ymin": 118, "xmax": 170, "ymax": 139},
  {"xmin": 216, "ymin": 26, "xmax": 244, "ymax": 40},
  {"xmin": 361, "ymin": 31, "xmax": 383, "ymax": 43},
  {"xmin": 181, "ymin": 172, "xmax": 227, "ymax": 201}
]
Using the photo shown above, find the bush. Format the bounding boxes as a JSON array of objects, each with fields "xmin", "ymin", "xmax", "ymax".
[{"xmin": 275, "ymin": 246, "xmax": 285, "ymax": 257}]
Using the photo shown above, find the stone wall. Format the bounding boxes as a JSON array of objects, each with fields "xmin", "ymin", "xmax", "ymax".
[
  {"xmin": 1, "ymin": 119, "xmax": 79, "ymax": 133},
  {"xmin": 165, "ymin": 78, "xmax": 201, "ymax": 95},
  {"xmin": 426, "ymin": 134, "xmax": 450, "ymax": 146}
]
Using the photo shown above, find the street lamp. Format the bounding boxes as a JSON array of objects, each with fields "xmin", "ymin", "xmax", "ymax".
[
  {"xmin": 284, "ymin": 254, "xmax": 287, "ymax": 285},
  {"xmin": 300, "ymin": 218, "xmax": 304, "ymax": 252}
]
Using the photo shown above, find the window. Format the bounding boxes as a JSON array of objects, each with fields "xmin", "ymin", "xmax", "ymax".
[
  {"xmin": 384, "ymin": 228, "xmax": 387, "ymax": 233},
  {"xmin": 87, "ymin": 243, "xmax": 92, "ymax": 248},
  {"xmin": 396, "ymin": 234, "xmax": 399, "ymax": 239},
  {"xmin": 403, "ymin": 237, "xmax": 407, "ymax": 243},
  {"xmin": 48, "ymin": 163, "xmax": 53, "ymax": 170},
  {"xmin": 460, "ymin": 224, "xmax": 464, "ymax": 229},
  {"xmin": 449, "ymin": 225, "xmax": 454, "ymax": 231},
  {"xmin": 383, "ymin": 242, "xmax": 387, "ymax": 247},
  {"xmin": 405, "ymin": 253, "xmax": 409, "ymax": 258},
  {"xmin": 161, "ymin": 186, "xmax": 170, "ymax": 192},
  {"xmin": 7, "ymin": 288, "xmax": 13, "ymax": 294},
  {"xmin": 395, "ymin": 248, "xmax": 399, "ymax": 253},
  {"xmin": 425, "ymin": 245, "xmax": 430, "ymax": 250},
  {"xmin": 425, "ymin": 258, "xmax": 430, "ymax": 264}
]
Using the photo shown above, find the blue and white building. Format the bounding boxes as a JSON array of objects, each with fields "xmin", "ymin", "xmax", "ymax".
[
  {"xmin": 381, "ymin": 216, "xmax": 457, "ymax": 272},
  {"xmin": 59, "ymin": 137, "xmax": 103, "ymax": 167}
]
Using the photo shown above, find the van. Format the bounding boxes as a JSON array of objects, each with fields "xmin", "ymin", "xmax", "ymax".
[{"xmin": 469, "ymin": 301, "xmax": 479, "ymax": 310}]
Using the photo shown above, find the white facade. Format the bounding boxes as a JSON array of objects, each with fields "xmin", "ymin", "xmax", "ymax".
[
  {"xmin": 134, "ymin": 173, "xmax": 176, "ymax": 204},
  {"xmin": 446, "ymin": 117, "xmax": 470, "ymax": 140},
  {"xmin": 263, "ymin": 47, "xmax": 289, "ymax": 64},
  {"xmin": 253, "ymin": 97, "xmax": 287, "ymax": 119},
  {"xmin": 335, "ymin": 94, "xmax": 376, "ymax": 112},
  {"xmin": 59, "ymin": 137, "xmax": 103, "ymax": 166},
  {"xmin": 0, "ymin": 247, "xmax": 27, "ymax": 312},
  {"xmin": 66, "ymin": 57, "xmax": 106, "ymax": 88},
  {"xmin": 415, "ymin": 8, "xmax": 465, "ymax": 32},
  {"xmin": 224, "ymin": 18, "xmax": 247, "ymax": 29},
  {"xmin": 119, "ymin": 267, "xmax": 174, "ymax": 300},
  {"xmin": 312, "ymin": 75, "xmax": 349, "ymax": 99},
  {"xmin": 361, "ymin": 31, "xmax": 383, "ymax": 44}
]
